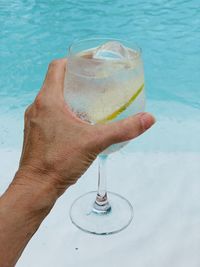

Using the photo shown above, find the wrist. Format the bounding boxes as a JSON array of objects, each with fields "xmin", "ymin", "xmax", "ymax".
[{"xmin": 9, "ymin": 166, "xmax": 61, "ymax": 215}]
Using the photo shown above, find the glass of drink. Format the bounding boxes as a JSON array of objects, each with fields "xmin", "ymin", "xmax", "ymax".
[{"xmin": 64, "ymin": 38, "xmax": 145, "ymax": 235}]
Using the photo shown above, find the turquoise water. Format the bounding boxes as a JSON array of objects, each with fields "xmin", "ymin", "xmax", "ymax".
[{"xmin": 0, "ymin": 0, "xmax": 200, "ymax": 150}]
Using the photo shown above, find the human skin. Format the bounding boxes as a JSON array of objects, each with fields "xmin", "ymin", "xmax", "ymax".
[{"xmin": 0, "ymin": 58, "xmax": 155, "ymax": 267}]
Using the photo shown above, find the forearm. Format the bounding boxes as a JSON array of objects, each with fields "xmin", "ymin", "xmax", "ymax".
[{"xmin": 0, "ymin": 169, "xmax": 58, "ymax": 267}]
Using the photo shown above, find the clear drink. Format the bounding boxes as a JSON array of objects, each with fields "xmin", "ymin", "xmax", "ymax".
[{"xmin": 64, "ymin": 40, "xmax": 145, "ymax": 153}]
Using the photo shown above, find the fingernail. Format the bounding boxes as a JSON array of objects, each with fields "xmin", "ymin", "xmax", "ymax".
[{"xmin": 140, "ymin": 113, "xmax": 156, "ymax": 130}]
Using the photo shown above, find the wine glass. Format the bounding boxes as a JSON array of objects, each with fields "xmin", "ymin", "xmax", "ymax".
[{"xmin": 64, "ymin": 38, "xmax": 145, "ymax": 235}]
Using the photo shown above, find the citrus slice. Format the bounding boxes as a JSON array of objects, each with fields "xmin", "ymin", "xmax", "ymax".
[{"xmin": 97, "ymin": 83, "xmax": 144, "ymax": 123}]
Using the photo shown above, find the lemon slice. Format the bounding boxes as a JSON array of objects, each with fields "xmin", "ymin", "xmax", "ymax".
[{"xmin": 96, "ymin": 83, "xmax": 144, "ymax": 123}]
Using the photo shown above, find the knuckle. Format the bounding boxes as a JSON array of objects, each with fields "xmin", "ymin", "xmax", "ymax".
[
  {"xmin": 120, "ymin": 123, "xmax": 134, "ymax": 140},
  {"xmin": 34, "ymin": 93, "xmax": 48, "ymax": 110},
  {"xmin": 124, "ymin": 118, "xmax": 143, "ymax": 139},
  {"xmin": 132, "ymin": 117, "xmax": 144, "ymax": 136},
  {"xmin": 34, "ymin": 95, "xmax": 43, "ymax": 109}
]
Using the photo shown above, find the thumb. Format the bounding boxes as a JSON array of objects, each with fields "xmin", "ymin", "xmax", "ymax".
[{"xmin": 95, "ymin": 112, "xmax": 155, "ymax": 152}]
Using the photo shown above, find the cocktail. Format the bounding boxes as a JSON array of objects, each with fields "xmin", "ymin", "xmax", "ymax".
[{"xmin": 64, "ymin": 38, "xmax": 145, "ymax": 235}]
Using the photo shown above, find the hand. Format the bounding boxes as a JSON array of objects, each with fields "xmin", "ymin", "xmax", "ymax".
[
  {"xmin": 14, "ymin": 58, "xmax": 155, "ymax": 199},
  {"xmin": 0, "ymin": 58, "xmax": 155, "ymax": 267}
]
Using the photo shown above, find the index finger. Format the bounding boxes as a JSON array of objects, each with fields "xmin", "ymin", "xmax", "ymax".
[{"xmin": 41, "ymin": 58, "xmax": 67, "ymax": 98}]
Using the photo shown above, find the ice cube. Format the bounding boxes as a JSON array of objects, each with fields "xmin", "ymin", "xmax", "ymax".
[{"xmin": 93, "ymin": 41, "xmax": 130, "ymax": 60}]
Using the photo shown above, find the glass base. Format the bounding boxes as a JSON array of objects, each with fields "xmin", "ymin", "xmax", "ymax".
[{"xmin": 70, "ymin": 191, "xmax": 133, "ymax": 235}]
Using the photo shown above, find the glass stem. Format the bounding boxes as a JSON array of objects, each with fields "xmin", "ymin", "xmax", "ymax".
[{"xmin": 93, "ymin": 154, "xmax": 111, "ymax": 214}]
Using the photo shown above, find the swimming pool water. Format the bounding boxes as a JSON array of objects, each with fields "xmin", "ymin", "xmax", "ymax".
[{"xmin": 0, "ymin": 0, "xmax": 200, "ymax": 151}]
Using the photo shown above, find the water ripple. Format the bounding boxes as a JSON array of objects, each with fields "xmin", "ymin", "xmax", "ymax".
[{"xmin": 0, "ymin": 0, "xmax": 199, "ymax": 109}]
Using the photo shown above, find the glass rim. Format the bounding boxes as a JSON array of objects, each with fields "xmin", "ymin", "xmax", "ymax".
[{"xmin": 68, "ymin": 37, "xmax": 142, "ymax": 60}]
